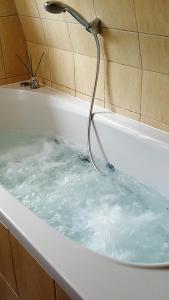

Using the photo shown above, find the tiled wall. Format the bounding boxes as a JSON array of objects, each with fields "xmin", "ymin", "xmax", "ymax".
[
  {"xmin": 13, "ymin": 0, "xmax": 169, "ymax": 133},
  {"xmin": 0, "ymin": 0, "xmax": 29, "ymax": 85}
]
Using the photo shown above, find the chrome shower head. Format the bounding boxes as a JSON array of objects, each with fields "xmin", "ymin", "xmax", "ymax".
[
  {"xmin": 44, "ymin": 1, "xmax": 100, "ymax": 33},
  {"xmin": 44, "ymin": 1, "xmax": 66, "ymax": 14}
]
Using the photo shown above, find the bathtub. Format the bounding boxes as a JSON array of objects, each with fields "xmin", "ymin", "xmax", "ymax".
[{"xmin": 0, "ymin": 84, "xmax": 169, "ymax": 300}]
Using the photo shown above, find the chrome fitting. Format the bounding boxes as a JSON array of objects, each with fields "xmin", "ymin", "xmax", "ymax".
[
  {"xmin": 30, "ymin": 76, "xmax": 40, "ymax": 89},
  {"xmin": 87, "ymin": 18, "xmax": 101, "ymax": 34}
]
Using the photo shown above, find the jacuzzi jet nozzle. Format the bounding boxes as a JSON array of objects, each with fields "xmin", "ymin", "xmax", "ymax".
[
  {"xmin": 54, "ymin": 138, "xmax": 60, "ymax": 144},
  {"xmin": 106, "ymin": 163, "xmax": 115, "ymax": 172},
  {"xmin": 79, "ymin": 154, "xmax": 90, "ymax": 164}
]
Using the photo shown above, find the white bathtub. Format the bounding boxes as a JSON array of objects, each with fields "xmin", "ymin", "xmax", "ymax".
[{"xmin": 0, "ymin": 84, "xmax": 169, "ymax": 300}]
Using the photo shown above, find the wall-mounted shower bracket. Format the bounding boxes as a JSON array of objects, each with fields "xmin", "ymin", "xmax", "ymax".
[{"xmin": 87, "ymin": 18, "xmax": 101, "ymax": 34}]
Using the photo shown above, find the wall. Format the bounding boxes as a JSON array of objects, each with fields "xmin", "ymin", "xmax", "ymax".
[
  {"xmin": 0, "ymin": 0, "xmax": 29, "ymax": 85},
  {"xmin": 12, "ymin": 0, "xmax": 169, "ymax": 133}
]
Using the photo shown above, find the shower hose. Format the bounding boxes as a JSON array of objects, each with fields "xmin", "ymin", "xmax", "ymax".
[
  {"xmin": 87, "ymin": 33, "xmax": 114, "ymax": 174},
  {"xmin": 87, "ymin": 33, "xmax": 102, "ymax": 173}
]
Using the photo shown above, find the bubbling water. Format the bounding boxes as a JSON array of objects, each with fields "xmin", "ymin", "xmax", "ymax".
[{"xmin": 0, "ymin": 132, "xmax": 169, "ymax": 264}]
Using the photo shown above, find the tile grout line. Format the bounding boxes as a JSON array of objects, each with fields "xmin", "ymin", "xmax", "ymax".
[
  {"xmin": 5, "ymin": 5, "xmax": 31, "ymax": 83},
  {"xmin": 93, "ymin": 0, "xmax": 106, "ymax": 108},
  {"xmin": 6, "ymin": 73, "xmax": 29, "ymax": 80},
  {"xmin": 106, "ymin": 103, "xmax": 140, "ymax": 115},
  {"xmin": 25, "ymin": 39, "xmax": 136, "ymax": 68},
  {"xmin": 39, "ymin": 74, "xmax": 139, "ymax": 114},
  {"xmin": 0, "ymin": 14, "xmax": 18, "ymax": 18},
  {"xmin": 21, "ymin": 30, "xmax": 169, "ymax": 76},
  {"xmin": 0, "ymin": 12, "xmax": 14, "ymax": 82},
  {"xmin": 23, "ymin": 38, "xmax": 169, "ymax": 77},
  {"xmin": 35, "ymin": 0, "xmax": 52, "ymax": 83},
  {"xmin": 133, "ymin": 0, "xmax": 144, "ymax": 122},
  {"xmin": 65, "ymin": 17, "xmax": 77, "ymax": 95},
  {"xmin": 15, "ymin": 14, "xmax": 169, "ymax": 38},
  {"xmin": 140, "ymin": 114, "xmax": 169, "ymax": 127},
  {"xmin": 0, "ymin": 36, "xmax": 7, "ymax": 81}
]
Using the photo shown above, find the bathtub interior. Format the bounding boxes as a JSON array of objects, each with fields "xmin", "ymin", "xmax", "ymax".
[
  {"xmin": 0, "ymin": 86, "xmax": 169, "ymax": 197},
  {"xmin": 0, "ymin": 85, "xmax": 169, "ymax": 267}
]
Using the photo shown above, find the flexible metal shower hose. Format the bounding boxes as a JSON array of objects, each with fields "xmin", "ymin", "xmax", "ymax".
[{"xmin": 87, "ymin": 33, "xmax": 104, "ymax": 174}]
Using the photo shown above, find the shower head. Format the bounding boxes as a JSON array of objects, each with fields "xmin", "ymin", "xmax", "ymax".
[
  {"xmin": 44, "ymin": 1, "xmax": 100, "ymax": 34},
  {"xmin": 44, "ymin": 1, "xmax": 66, "ymax": 14}
]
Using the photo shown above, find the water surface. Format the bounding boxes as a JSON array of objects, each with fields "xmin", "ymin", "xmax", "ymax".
[{"xmin": 0, "ymin": 132, "xmax": 169, "ymax": 264}]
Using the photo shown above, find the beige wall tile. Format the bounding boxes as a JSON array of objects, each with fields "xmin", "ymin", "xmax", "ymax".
[
  {"xmin": 0, "ymin": 0, "xmax": 16, "ymax": 16},
  {"xmin": 0, "ymin": 16, "xmax": 28, "ymax": 77},
  {"xmin": 102, "ymin": 28, "xmax": 141, "ymax": 67},
  {"xmin": 52, "ymin": 82, "xmax": 76, "ymax": 96},
  {"xmin": 140, "ymin": 34, "xmax": 169, "ymax": 75},
  {"xmin": 36, "ymin": 0, "xmax": 66, "ymax": 21},
  {"xmin": 141, "ymin": 116, "xmax": 169, "ymax": 133},
  {"xmin": 43, "ymin": 19, "xmax": 72, "ymax": 51},
  {"xmin": 0, "ymin": 79, "xmax": 6, "ymax": 85},
  {"xmin": 76, "ymin": 92, "xmax": 104, "ymax": 108},
  {"xmin": 94, "ymin": 0, "xmax": 137, "ymax": 31},
  {"xmin": 105, "ymin": 62, "xmax": 142, "ymax": 113},
  {"xmin": 0, "ymin": 1, "xmax": 28, "ymax": 84},
  {"xmin": 49, "ymin": 47, "xmax": 75, "ymax": 89},
  {"xmin": 142, "ymin": 70, "xmax": 169, "ymax": 124},
  {"xmin": 134, "ymin": 0, "xmax": 169, "ymax": 36},
  {"xmin": 27, "ymin": 41, "xmax": 51, "ymax": 80},
  {"xmin": 105, "ymin": 103, "xmax": 140, "ymax": 121},
  {"xmin": 20, "ymin": 16, "xmax": 46, "ymax": 44},
  {"xmin": 68, "ymin": 23, "xmax": 103, "ymax": 58},
  {"xmin": 7, "ymin": 74, "xmax": 30, "ymax": 84},
  {"xmin": 38, "ymin": 77, "xmax": 52, "ymax": 87},
  {"xmin": 14, "ymin": 0, "xmax": 39, "ymax": 17},
  {"xmin": 74, "ymin": 53, "xmax": 105, "ymax": 100},
  {"xmin": 64, "ymin": 0, "xmax": 96, "ymax": 23},
  {"xmin": 0, "ymin": 42, "xmax": 5, "ymax": 79}
]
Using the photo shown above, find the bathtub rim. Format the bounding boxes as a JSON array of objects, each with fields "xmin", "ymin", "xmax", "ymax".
[{"xmin": 0, "ymin": 83, "xmax": 169, "ymax": 146}]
